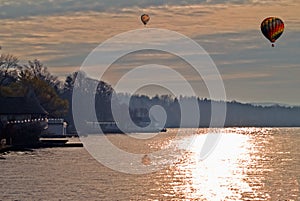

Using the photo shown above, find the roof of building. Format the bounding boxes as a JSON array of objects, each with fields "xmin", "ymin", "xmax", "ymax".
[{"xmin": 0, "ymin": 92, "xmax": 48, "ymax": 115}]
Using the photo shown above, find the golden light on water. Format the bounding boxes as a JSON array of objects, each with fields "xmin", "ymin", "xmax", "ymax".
[
  {"xmin": 1, "ymin": 128, "xmax": 299, "ymax": 200},
  {"xmin": 161, "ymin": 127, "xmax": 300, "ymax": 200},
  {"xmin": 171, "ymin": 131, "xmax": 252, "ymax": 200},
  {"xmin": 77, "ymin": 128, "xmax": 299, "ymax": 200}
]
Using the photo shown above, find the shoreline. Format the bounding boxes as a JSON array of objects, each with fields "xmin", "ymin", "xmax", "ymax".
[{"xmin": 0, "ymin": 138, "xmax": 83, "ymax": 153}]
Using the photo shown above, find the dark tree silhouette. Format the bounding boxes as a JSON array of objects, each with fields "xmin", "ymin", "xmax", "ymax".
[
  {"xmin": 0, "ymin": 56, "xmax": 68, "ymax": 117},
  {"xmin": 0, "ymin": 54, "xmax": 20, "ymax": 86},
  {"xmin": 22, "ymin": 59, "xmax": 61, "ymax": 91}
]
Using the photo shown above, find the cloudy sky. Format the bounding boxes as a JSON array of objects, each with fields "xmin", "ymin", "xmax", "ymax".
[{"xmin": 0, "ymin": 0, "xmax": 299, "ymax": 104}]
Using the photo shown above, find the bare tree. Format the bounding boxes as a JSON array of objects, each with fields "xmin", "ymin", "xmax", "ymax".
[
  {"xmin": 0, "ymin": 54, "xmax": 20, "ymax": 86},
  {"xmin": 22, "ymin": 59, "xmax": 61, "ymax": 91}
]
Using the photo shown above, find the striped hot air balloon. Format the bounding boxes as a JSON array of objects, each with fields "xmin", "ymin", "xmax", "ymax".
[{"xmin": 261, "ymin": 17, "xmax": 284, "ymax": 47}]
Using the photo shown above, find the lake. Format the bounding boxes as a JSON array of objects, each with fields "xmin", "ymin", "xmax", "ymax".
[{"xmin": 0, "ymin": 128, "xmax": 299, "ymax": 200}]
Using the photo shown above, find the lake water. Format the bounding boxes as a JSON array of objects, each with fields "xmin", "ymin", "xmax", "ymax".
[{"xmin": 0, "ymin": 128, "xmax": 299, "ymax": 200}]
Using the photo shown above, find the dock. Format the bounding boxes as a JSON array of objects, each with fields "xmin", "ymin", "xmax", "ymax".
[
  {"xmin": 0, "ymin": 145, "xmax": 13, "ymax": 153},
  {"xmin": 0, "ymin": 138, "xmax": 83, "ymax": 153},
  {"xmin": 39, "ymin": 138, "xmax": 83, "ymax": 148}
]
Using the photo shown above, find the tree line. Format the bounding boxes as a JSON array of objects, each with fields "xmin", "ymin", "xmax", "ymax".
[{"xmin": 1, "ymin": 53, "xmax": 300, "ymax": 133}]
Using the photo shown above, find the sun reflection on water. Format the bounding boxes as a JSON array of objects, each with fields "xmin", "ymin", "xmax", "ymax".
[
  {"xmin": 172, "ymin": 131, "xmax": 253, "ymax": 200},
  {"xmin": 158, "ymin": 127, "xmax": 300, "ymax": 201}
]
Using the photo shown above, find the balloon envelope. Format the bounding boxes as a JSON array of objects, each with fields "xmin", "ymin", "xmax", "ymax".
[
  {"xmin": 261, "ymin": 17, "xmax": 284, "ymax": 45},
  {"xmin": 141, "ymin": 14, "xmax": 150, "ymax": 25}
]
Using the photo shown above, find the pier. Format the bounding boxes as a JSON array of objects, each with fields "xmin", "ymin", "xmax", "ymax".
[{"xmin": 0, "ymin": 138, "xmax": 83, "ymax": 153}]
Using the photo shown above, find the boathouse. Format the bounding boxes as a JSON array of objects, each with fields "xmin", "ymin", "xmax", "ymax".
[{"xmin": 0, "ymin": 93, "xmax": 48, "ymax": 145}]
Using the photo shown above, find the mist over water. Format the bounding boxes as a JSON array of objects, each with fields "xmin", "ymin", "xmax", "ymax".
[{"xmin": 0, "ymin": 128, "xmax": 299, "ymax": 200}]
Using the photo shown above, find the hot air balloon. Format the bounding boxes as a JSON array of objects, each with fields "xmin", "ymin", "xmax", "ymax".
[
  {"xmin": 261, "ymin": 17, "xmax": 284, "ymax": 47},
  {"xmin": 141, "ymin": 14, "xmax": 150, "ymax": 26}
]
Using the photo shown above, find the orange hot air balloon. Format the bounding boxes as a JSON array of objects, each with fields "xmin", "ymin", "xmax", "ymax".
[
  {"xmin": 141, "ymin": 14, "xmax": 150, "ymax": 26},
  {"xmin": 261, "ymin": 17, "xmax": 284, "ymax": 47}
]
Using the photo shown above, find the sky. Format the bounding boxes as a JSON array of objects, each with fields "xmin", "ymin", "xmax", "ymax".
[{"xmin": 0, "ymin": 0, "xmax": 299, "ymax": 105}]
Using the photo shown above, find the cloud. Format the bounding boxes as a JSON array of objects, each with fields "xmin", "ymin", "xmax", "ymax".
[
  {"xmin": 0, "ymin": 0, "xmax": 299, "ymax": 104},
  {"xmin": 0, "ymin": 0, "xmax": 182, "ymax": 19},
  {"xmin": 195, "ymin": 29, "xmax": 300, "ymax": 104},
  {"xmin": 0, "ymin": 0, "xmax": 297, "ymax": 19}
]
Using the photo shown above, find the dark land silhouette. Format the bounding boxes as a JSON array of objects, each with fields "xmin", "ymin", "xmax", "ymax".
[
  {"xmin": 62, "ymin": 71, "xmax": 300, "ymax": 133},
  {"xmin": 1, "ymin": 54, "xmax": 300, "ymax": 141}
]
